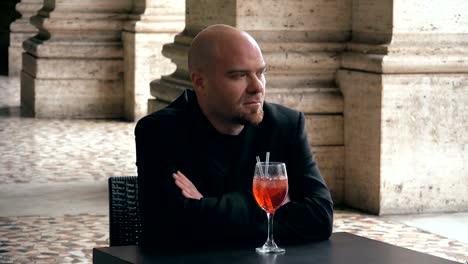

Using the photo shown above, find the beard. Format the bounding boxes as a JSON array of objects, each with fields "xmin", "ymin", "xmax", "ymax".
[{"xmin": 233, "ymin": 105, "xmax": 264, "ymax": 126}]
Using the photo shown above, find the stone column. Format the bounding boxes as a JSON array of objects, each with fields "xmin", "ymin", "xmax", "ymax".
[
  {"xmin": 21, "ymin": 0, "xmax": 131, "ymax": 118},
  {"xmin": 9, "ymin": 0, "xmax": 42, "ymax": 77},
  {"xmin": 337, "ymin": 0, "xmax": 468, "ymax": 214},
  {"xmin": 122, "ymin": 0, "xmax": 184, "ymax": 121},
  {"xmin": 150, "ymin": 0, "xmax": 352, "ymax": 204}
]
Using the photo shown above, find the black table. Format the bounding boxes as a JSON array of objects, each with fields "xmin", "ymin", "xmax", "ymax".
[{"xmin": 93, "ymin": 232, "xmax": 459, "ymax": 264}]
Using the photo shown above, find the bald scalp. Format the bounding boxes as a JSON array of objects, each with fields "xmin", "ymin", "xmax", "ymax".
[{"xmin": 187, "ymin": 24, "xmax": 258, "ymax": 74}]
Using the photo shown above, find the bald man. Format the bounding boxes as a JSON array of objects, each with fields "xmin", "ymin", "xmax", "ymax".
[{"xmin": 135, "ymin": 24, "xmax": 333, "ymax": 252}]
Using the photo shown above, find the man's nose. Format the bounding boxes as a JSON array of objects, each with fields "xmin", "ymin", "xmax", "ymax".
[{"xmin": 247, "ymin": 74, "xmax": 265, "ymax": 93}]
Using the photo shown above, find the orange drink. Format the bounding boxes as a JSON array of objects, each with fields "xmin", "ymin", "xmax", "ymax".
[{"xmin": 253, "ymin": 177, "xmax": 288, "ymax": 214}]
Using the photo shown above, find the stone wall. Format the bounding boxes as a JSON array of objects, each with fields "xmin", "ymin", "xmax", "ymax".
[{"xmin": 338, "ymin": 0, "xmax": 468, "ymax": 214}]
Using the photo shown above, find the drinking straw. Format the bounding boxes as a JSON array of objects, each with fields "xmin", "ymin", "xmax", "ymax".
[
  {"xmin": 265, "ymin": 152, "xmax": 270, "ymax": 177},
  {"xmin": 256, "ymin": 156, "xmax": 264, "ymax": 177}
]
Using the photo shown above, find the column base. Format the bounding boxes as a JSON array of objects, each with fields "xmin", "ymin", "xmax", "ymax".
[
  {"xmin": 338, "ymin": 69, "xmax": 468, "ymax": 215},
  {"xmin": 21, "ymin": 71, "xmax": 123, "ymax": 118}
]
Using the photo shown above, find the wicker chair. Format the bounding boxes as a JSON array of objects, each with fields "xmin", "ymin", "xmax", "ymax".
[{"xmin": 108, "ymin": 176, "xmax": 142, "ymax": 246}]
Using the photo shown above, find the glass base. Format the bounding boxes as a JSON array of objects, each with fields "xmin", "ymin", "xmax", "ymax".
[{"xmin": 256, "ymin": 245, "xmax": 285, "ymax": 254}]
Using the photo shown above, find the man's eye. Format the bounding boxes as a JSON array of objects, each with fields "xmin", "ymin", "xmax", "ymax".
[
  {"xmin": 257, "ymin": 68, "xmax": 267, "ymax": 77},
  {"xmin": 230, "ymin": 73, "xmax": 247, "ymax": 79}
]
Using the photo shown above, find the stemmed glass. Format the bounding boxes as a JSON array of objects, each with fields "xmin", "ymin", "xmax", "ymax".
[{"xmin": 253, "ymin": 161, "xmax": 288, "ymax": 253}]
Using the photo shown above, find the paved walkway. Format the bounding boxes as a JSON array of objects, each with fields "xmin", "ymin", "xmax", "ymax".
[
  {"xmin": 0, "ymin": 116, "xmax": 137, "ymax": 185},
  {"xmin": 1, "ymin": 76, "xmax": 467, "ymax": 263}
]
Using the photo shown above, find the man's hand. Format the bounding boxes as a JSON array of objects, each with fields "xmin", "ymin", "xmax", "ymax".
[{"xmin": 173, "ymin": 171, "xmax": 204, "ymax": 200}]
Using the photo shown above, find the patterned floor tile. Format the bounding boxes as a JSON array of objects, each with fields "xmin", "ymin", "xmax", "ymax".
[
  {"xmin": 0, "ymin": 214, "xmax": 108, "ymax": 264},
  {"xmin": 0, "ymin": 211, "xmax": 466, "ymax": 263},
  {"xmin": 334, "ymin": 210, "xmax": 468, "ymax": 263},
  {"xmin": 0, "ymin": 117, "xmax": 137, "ymax": 184}
]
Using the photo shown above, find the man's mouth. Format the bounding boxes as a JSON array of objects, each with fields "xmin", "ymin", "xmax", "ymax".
[{"xmin": 243, "ymin": 98, "xmax": 262, "ymax": 105}]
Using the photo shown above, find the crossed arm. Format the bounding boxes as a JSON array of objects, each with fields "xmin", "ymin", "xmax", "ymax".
[{"xmin": 173, "ymin": 170, "xmax": 291, "ymax": 204}]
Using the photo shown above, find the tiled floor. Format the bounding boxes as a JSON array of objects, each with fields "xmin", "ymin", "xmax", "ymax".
[
  {"xmin": 333, "ymin": 210, "xmax": 468, "ymax": 263},
  {"xmin": 0, "ymin": 214, "xmax": 108, "ymax": 264},
  {"xmin": 1, "ymin": 76, "xmax": 467, "ymax": 263},
  {"xmin": 0, "ymin": 116, "xmax": 137, "ymax": 184},
  {"xmin": 1, "ymin": 211, "xmax": 467, "ymax": 263}
]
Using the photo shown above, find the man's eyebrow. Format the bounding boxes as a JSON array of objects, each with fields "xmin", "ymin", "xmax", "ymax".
[
  {"xmin": 226, "ymin": 69, "xmax": 249, "ymax": 74},
  {"xmin": 226, "ymin": 66, "xmax": 267, "ymax": 74}
]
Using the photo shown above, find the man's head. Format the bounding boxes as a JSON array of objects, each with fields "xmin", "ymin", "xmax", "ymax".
[{"xmin": 188, "ymin": 24, "xmax": 266, "ymax": 135}]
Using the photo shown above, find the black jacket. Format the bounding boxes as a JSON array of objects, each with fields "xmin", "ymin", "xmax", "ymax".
[{"xmin": 135, "ymin": 89, "xmax": 333, "ymax": 252}]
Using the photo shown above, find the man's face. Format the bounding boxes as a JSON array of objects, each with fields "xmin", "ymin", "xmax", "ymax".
[{"xmin": 200, "ymin": 38, "xmax": 266, "ymax": 127}]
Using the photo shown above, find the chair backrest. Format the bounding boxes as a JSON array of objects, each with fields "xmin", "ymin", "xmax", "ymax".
[{"xmin": 108, "ymin": 176, "xmax": 142, "ymax": 246}]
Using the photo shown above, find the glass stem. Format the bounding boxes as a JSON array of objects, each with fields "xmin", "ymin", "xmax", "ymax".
[{"xmin": 266, "ymin": 212, "xmax": 275, "ymax": 246}]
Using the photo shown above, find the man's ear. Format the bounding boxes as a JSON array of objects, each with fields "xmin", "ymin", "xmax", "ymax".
[
  {"xmin": 190, "ymin": 71, "xmax": 203, "ymax": 89},
  {"xmin": 191, "ymin": 71, "xmax": 205, "ymax": 93}
]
